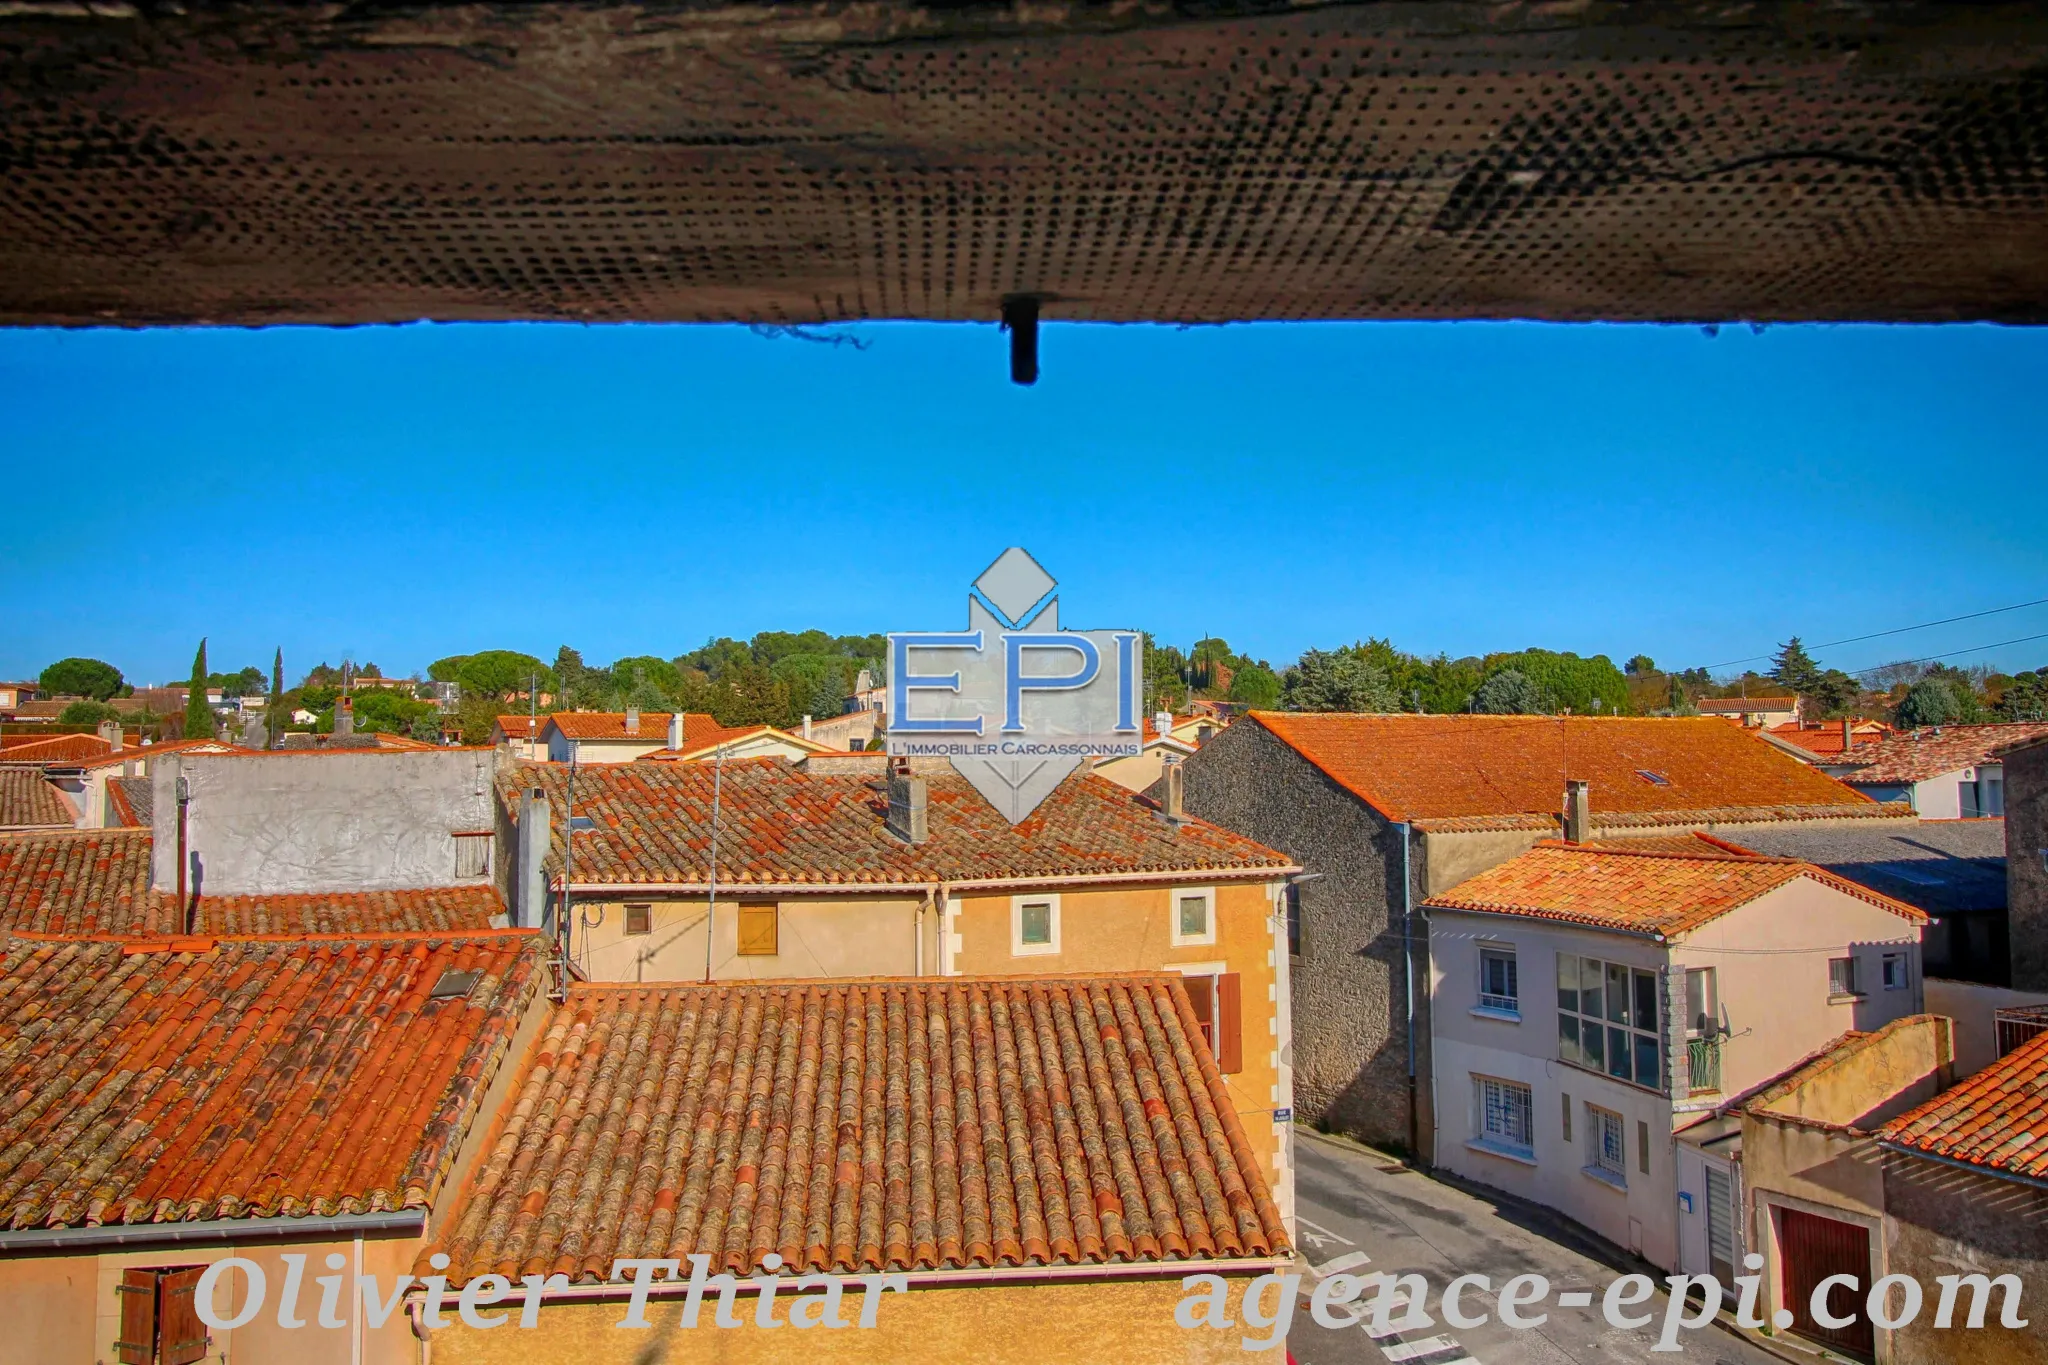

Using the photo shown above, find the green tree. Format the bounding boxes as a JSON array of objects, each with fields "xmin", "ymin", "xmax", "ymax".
[
  {"xmin": 409, "ymin": 714, "xmax": 444, "ymax": 744},
  {"xmin": 57, "ymin": 699, "xmax": 120, "ymax": 726},
  {"xmin": 1626, "ymin": 655, "xmax": 1656, "ymax": 676},
  {"xmin": 1470, "ymin": 669, "xmax": 1549, "ymax": 714},
  {"xmin": 1995, "ymin": 669, "xmax": 2048, "ymax": 720},
  {"xmin": 351, "ymin": 688, "xmax": 437, "ymax": 734},
  {"xmin": 185, "ymin": 639, "xmax": 213, "ymax": 740},
  {"xmin": 611, "ymin": 655, "xmax": 684, "ymax": 703},
  {"xmin": 270, "ymin": 648, "xmax": 286, "ymax": 749},
  {"xmin": 427, "ymin": 654, "xmax": 469, "ymax": 684},
  {"xmin": 1480, "ymin": 650, "xmax": 1627, "ymax": 714},
  {"xmin": 1893, "ymin": 678, "xmax": 1961, "ymax": 728},
  {"xmin": 1282, "ymin": 650, "xmax": 1399, "ymax": 712},
  {"xmin": 38, "ymin": 657, "xmax": 123, "ymax": 700},
  {"xmin": 1770, "ymin": 638, "xmax": 1822, "ymax": 697},
  {"xmin": 1227, "ymin": 663, "xmax": 1282, "ymax": 709},
  {"xmin": 1803, "ymin": 668, "xmax": 1861, "ymax": 719},
  {"xmin": 454, "ymin": 650, "xmax": 554, "ymax": 701}
]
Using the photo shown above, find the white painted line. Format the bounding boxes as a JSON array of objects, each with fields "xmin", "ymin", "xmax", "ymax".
[
  {"xmin": 1360, "ymin": 1318, "xmax": 1405, "ymax": 1340},
  {"xmin": 1296, "ymin": 1217, "xmax": 1355, "ymax": 1249},
  {"xmin": 1556, "ymin": 1290, "xmax": 1593, "ymax": 1308},
  {"xmin": 1381, "ymin": 1335, "xmax": 1463, "ymax": 1362},
  {"xmin": 1313, "ymin": 1250, "xmax": 1373, "ymax": 1277}
]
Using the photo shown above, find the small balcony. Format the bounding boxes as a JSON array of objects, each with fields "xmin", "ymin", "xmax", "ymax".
[{"xmin": 1687, "ymin": 1036, "xmax": 1723, "ymax": 1095}]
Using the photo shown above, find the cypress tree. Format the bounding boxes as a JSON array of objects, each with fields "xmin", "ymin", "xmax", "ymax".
[
  {"xmin": 269, "ymin": 647, "xmax": 286, "ymax": 749},
  {"xmin": 185, "ymin": 638, "xmax": 212, "ymax": 740}
]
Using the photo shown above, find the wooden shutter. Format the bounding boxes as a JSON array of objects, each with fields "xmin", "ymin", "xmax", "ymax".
[
  {"xmin": 737, "ymin": 903, "xmax": 779, "ymax": 956},
  {"xmin": 160, "ymin": 1267, "xmax": 210, "ymax": 1365},
  {"xmin": 115, "ymin": 1269, "xmax": 159, "ymax": 1365},
  {"xmin": 1187, "ymin": 975, "xmax": 1215, "ymax": 1053},
  {"xmin": 1216, "ymin": 973, "xmax": 1243, "ymax": 1074}
]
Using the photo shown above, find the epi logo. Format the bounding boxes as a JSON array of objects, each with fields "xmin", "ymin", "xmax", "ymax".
[{"xmin": 887, "ymin": 549, "xmax": 1142, "ymax": 822}]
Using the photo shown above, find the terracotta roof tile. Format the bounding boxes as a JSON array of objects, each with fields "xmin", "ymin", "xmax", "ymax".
[
  {"xmin": 1765, "ymin": 721, "xmax": 1890, "ymax": 759},
  {"xmin": 67, "ymin": 738, "xmax": 247, "ymax": 772},
  {"xmin": 0, "ymin": 770, "xmax": 74, "ymax": 829},
  {"xmin": 0, "ymin": 930, "xmax": 547, "ymax": 1229},
  {"xmin": 1695, "ymin": 696, "xmax": 1799, "ymax": 715},
  {"xmin": 107, "ymin": 775, "xmax": 150, "ymax": 827},
  {"xmin": 1422, "ymin": 840, "xmax": 1928, "ymax": 938},
  {"xmin": 1248, "ymin": 712, "xmax": 1886, "ymax": 826},
  {"xmin": 509, "ymin": 760, "xmax": 1293, "ymax": 888},
  {"xmin": 544, "ymin": 711, "xmax": 757, "ymax": 747},
  {"xmin": 181, "ymin": 886, "xmax": 506, "ymax": 935},
  {"xmin": 425, "ymin": 974, "xmax": 1289, "ymax": 1284},
  {"xmin": 1825, "ymin": 722, "xmax": 2048, "ymax": 784},
  {"xmin": 1880, "ymin": 1029, "xmax": 2048, "ymax": 1182},
  {"xmin": 0, "ymin": 734, "xmax": 116, "ymax": 766}
]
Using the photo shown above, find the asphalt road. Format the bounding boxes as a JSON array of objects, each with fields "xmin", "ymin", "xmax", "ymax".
[{"xmin": 1288, "ymin": 1128, "xmax": 1784, "ymax": 1365}]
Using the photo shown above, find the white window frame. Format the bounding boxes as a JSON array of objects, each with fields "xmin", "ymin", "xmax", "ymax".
[
  {"xmin": 1828, "ymin": 955, "xmax": 1861, "ymax": 999},
  {"xmin": 1477, "ymin": 943, "xmax": 1520, "ymax": 1017},
  {"xmin": 1471, "ymin": 1074, "xmax": 1535, "ymax": 1160},
  {"xmin": 1169, "ymin": 886, "xmax": 1217, "ymax": 948},
  {"xmin": 1586, "ymin": 1104, "xmax": 1627, "ymax": 1187},
  {"xmin": 1882, "ymin": 951, "xmax": 1910, "ymax": 991},
  {"xmin": 1011, "ymin": 893, "xmax": 1061, "ymax": 957}
]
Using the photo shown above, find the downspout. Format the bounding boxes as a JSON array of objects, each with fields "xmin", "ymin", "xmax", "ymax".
[
  {"xmin": 352, "ymin": 1231, "xmax": 365, "ymax": 1365},
  {"xmin": 1402, "ymin": 821, "xmax": 1418, "ymax": 1162},
  {"xmin": 407, "ymin": 1296, "xmax": 432, "ymax": 1365},
  {"xmin": 175, "ymin": 775, "xmax": 190, "ymax": 929}
]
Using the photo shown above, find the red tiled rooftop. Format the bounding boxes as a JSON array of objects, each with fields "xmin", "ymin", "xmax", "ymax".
[
  {"xmin": 1824, "ymin": 721, "xmax": 2048, "ymax": 784},
  {"xmin": 1880, "ymin": 1029, "xmax": 2048, "ymax": 1183},
  {"xmin": 1695, "ymin": 696, "xmax": 1799, "ymax": 714},
  {"xmin": 0, "ymin": 733, "xmax": 116, "ymax": 766},
  {"xmin": 507, "ymin": 759, "xmax": 1294, "ymax": 889},
  {"xmin": 544, "ymin": 711, "xmax": 757, "ymax": 748},
  {"xmin": 0, "ymin": 769, "xmax": 74, "ymax": 830},
  {"xmin": 0, "ymin": 931, "xmax": 547, "ymax": 1229},
  {"xmin": 1423, "ymin": 840, "xmax": 1927, "ymax": 938},
  {"xmin": 181, "ymin": 885, "xmax": 506, "ymax": 935},
  {"xmin": 1248, "ymin": 712, "xmax": 1885, "ymax": 828},
  {"xmin": 425, "ymin": 973, "xmax": 1289, "ymax": 1285}
]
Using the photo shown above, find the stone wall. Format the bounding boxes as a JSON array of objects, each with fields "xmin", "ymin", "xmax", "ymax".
[
  {"xmin": 2006, "ymin": 740, "xmax": 2048, "ymax": 992},
  {"xmin": 1881, "ymin": 1151, "xmax": 2048, "ymax": 1365}
]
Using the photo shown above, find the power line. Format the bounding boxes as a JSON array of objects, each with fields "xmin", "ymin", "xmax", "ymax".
[
  {"xmin": 1700, "ymin": 595, "xmax": 2048, "ymax": 671},
  {"xmin": 1845, "ymin": 631, "xmax": 2048, "ymax": 679}
]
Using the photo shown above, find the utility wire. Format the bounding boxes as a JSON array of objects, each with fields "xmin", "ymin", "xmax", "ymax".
[
  {"xmin": 1844, "ymin": 630, "xmax": 2048, "ymax": 679},
  {"xmin": 1700, "ymin": 595, "xmax": 2048, "ymax": 671}
]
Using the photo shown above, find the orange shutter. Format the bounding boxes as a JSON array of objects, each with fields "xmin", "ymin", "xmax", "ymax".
[
  {"xmin": 160, "ymin": 1267, "xmax": 211, "ymax": 1365},
  {"xmin": 737, "ymin": 903, "xmax": 779, "ymax": 956},
  {"xmin": 115, "ymin": 1269, "xmax": 158, "ymax": 1365},
  {"xmin": 1216, "ymin": 973, "xmax": 1243, "ymax": 1074}
]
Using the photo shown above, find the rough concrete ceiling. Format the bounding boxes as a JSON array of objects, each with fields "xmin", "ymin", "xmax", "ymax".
[{"xmin": 4, "ymin": 2, "xmax": 2048, "ymax": 327}]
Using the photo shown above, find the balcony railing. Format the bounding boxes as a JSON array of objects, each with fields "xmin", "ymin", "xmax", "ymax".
[{"xmin": 1687, "ymin": 1036, "xmax": 1723, "ymax": 1095}]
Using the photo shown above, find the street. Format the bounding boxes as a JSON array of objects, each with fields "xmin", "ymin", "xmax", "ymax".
[{"xmin": 1288, "ymin": 1128, "xmax": 1785, "ymax": 1365}]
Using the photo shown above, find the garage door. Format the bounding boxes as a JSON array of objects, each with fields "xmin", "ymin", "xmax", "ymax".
[{"xmin": 1780, "ymin": 1207, "xmax": 1873, "ymax": 1361}]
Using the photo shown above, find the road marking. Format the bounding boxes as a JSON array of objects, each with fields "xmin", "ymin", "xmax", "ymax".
[
  {"xmin": 1381, "ymin": 1335, "xmax": 1463, "ymax": 1361},
  {"xmin": 1556, "ymin": 1290, "xmax": 1592, "ymax": 1308},
  {"xmin": 1360, "ymin": 1317, "xmax": 1406, "ymax": 1340},
  {"xmin": 1297, "ymin": 1217, "xmax": 1355, "ymax": 1250},
  {"xmin": 1313, "ymin": 1250, "xmax": 1373, "ymax": 1277}
]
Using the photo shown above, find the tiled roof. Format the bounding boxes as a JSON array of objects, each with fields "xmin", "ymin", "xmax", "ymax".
[
  {"xmin": 1824, "ymin": 722, "xmax": 2048, "ymax": 784},
  {"xmin": 1248, "ymin": 713, "xmax": 1885, "ymax": 826},
  {"xmin": 426, "ymin": 974, "xmax": 1289, "ymax": 1285},
  {"xmin": 0, "ymin": 733, "xmax": 116, "ymax": 766},
  {"xmin": 1423, "ymin": 840, "xmax": 1928, "ymax": 938},
  {"xmin": 107, "ymin": 775, "xmax": 150, "ymax": 827},
  {"xmin": 1880, "ymin": 1028, "xmax": 2048, "ymax": 1183},
  {"xmin": 1723, "ymin": 821, "xmax": 2008, "ymax": 915},
  {"xmin": 1765, "ymin": 721, "xmax": 1889, "ymax": 759},
  {"xmin": 1695, "ymin": 696, "xmax": 1799, "ymax": 714},
  {"xmin": 544, "ymin": 711, "xmax": 757, "ymax": 748},
  {"xmin": 69, "ymin": 738, "xmax": 245, "ymax": 772},
  {"xmin": 0, "ymin": 931, "xmax": 546, "ymax": 1230},
  {"xmin": 0, "ymin": 829, "xmax": 153, "ymax": 932},
  {"xmin": 0, "ymin": 828, "xmax": 504, "ymax": 935},
  {"xmin": 507, "ymin": 759, "xmax": 1294, "ymax": 888},
  {"xmin": 0, "ymin": 770, "xmax": 74, "ymax": 829},
  {"xmin": 1586, "ymin": 832, "xmax": 1756, "ymax": 856},
  {"xmin": 494, "ymin": 714, "xmax": 543, "ymax": 740}
]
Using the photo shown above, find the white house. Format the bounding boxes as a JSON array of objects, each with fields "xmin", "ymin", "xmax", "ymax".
[
  {"xmin": 1816, "ymin": 721, "xmax": 2048, "ymax": 818},
  {"xmin": 1426, "ymin": 838, "xmax": 1928, "ymax": 1273}
]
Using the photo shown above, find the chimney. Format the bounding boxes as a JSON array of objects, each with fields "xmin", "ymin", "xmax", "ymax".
[
  {"xmin": 1563, "ymin": 779, "xmax": 1592, "ymax": 844},
  {"xmin": 802, "ymin": 714, "xmax": 813, "ymax": 741},
  {"xmin": 1162, "ymin": 754, "xmax": 1187, "ymax": 823},
  {"xmin": 624, "ymin": 705, "xmax": 640, "ymax": 735},
  {"xmin": 1154, "ymin": 710, "xmax": 1173, "ymax": 738},
  {"xmin": 1841, "ymin": 718, "xmax": 1853, "ymax": 750},
  {"xmin": 517, "ymin": 787, "xmax": 551, "ymax": 930},
  {"xmin": 334, "ymin": 694, "xmax": 354, "ymax": 736},
  {"xmin": 667, "ymin": 712, "xmax": 685, "ymax": 751},
  {"xmin": 886, "ymin": 759, "xmax": 929, "ymax": 844},
  {"xmin": 97, "ymin": 718, "xmax": 122, "ymax": 753}
]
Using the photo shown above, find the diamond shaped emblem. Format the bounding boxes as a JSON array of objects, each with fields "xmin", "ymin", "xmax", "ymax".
[{"xmin": 973, "ymin": 548, "xmax": 1056, "ymax": 626}]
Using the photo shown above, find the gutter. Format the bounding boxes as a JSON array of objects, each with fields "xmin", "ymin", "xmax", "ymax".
[
  {"xmin": 553, "ymin": 866, "xmax": 1303, "ymax": 897},
  {"xmin": 1875, "ymin": 1140, "xmax": 2048, "ymax": 1193},
  {"xmin": 0, "ymin": 1209, "xmax": 425, "ymax": 1253}
]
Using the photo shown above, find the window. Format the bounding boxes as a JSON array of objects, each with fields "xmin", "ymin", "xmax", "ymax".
[
  {"xmin": 1634, "ymin": 769, "xmax": 1671, "ymax": 786},
  {"xmin": 1684, "ymin": 967, "xmax": 1718, "ymax": 1036},
  {"xmin": 1557, "ymin": 954, "xmax": 1664, "ymax": 1091},
  {"xmin": 1982, "ymin": 776, "xmax": 2004, "ymax": 818},
  {"xmin": 115, "ymin": 1266, "xmax": 209, "ymax": 1365},
  {"xmin": 737, "ymin": 903, "xmax": 779, "ymax": 956},
  {"xmin": 624, "ymin": 903, "xmax": 651, "ymax": 936},
  {"xmin": 1882, "ymin": 952, "xmax": 1910, "ymax": 991},
  {"xmin": 1473, "ymin": 1076, "xmax": 1533, "ymax": 1156},
  {"xmin": 1284, "ymin": 883, "xmax": 1303, "ymax": 958},
  {"xmin": 1960, "ymin": 781, "xmax": 1981, "ymax": 819},
  {"xmin": 1478, "ymin": 946, "xmax": 1519, "ymax": 1014},
  {"xmin": 1171, "ymin": 887, "xmax": 1215, "ymax": 947},
  {"xmin": 1586, "ymin": 1105, "xmax": 1626, "ymax": 1185},
  {"xmin": 1829, "ymin": 956, "xmax": 1860, "ymax": 998},
  {"xmin": 1181, "ymin": 969, "xmax": 1243, "ymax": 1073},
  {"xmin": 1012, "ymin": 894, "xmax": 1060, "ymax": 956},
  {"xmin": 453, "ymin": 831, "xmax": 492, "ymax": 879}
]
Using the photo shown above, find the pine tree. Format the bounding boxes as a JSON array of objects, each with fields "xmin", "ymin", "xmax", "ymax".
[
  {"xmin": 185, "ymin": 638, "xmax": 213, "ymax": 740},
  {"xmin": 1769, "ymin": 637, "xmax": 1822, "ymax": 697},
  {"xmin": 269, "ymin": 647, "xmax": 286, "ymax": 749}
]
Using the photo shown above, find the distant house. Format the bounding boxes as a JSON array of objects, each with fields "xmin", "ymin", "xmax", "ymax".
[
  {"xmin": 1093, "ymin": 711, "xmax": 1217, "ymax": 793},
  {"xmin": 1697, "ymin": 695, "xmax": 1802, "ymax": 728},
  {"xmin": 1178, "ymin": 711, "xmax": 1908, "ymax": 1153},
  {"xmin": 490, "ymin": 712, "xmax": 548, "ymax": 759},
  {"xmin": 1817, "ymin": 721, "xmax": 2048, "ymax": 818},
  {"xmin": 0, "ymin": 681, "xmax": 35, "ymax": 709},
  {"xmin": 1764, "ymin": 717, "xmax": 1890, "ymax": 762},
  {"xmin": 801, "ymin": 705, "xmax": 878, "ymax": 751},
  {"xmin": 539, "ymin": 709, "xmax": 834, "ymax": 764}
]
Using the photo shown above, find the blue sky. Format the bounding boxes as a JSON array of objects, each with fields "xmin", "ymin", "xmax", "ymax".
[{"xmin": 1, "ymin": 320, "xmax": 2043, "ymax": 687}]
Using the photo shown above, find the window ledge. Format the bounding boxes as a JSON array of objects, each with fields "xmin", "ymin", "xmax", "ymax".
[
  {"xmin": 1466, "ymin": 1139, "xmax": 1537, "ymax": 1167},
  {"xmin": 1581, "ymin": 1165, "xmax": 1629, "ymax": 1192},
  {"xmin": 1827, "ymin": 992, "xmax": 1868, "ymax": 1005},
  {"xmin": 1470, "ymin": 1005, "xmax": 1522, "ymax": 1023}
]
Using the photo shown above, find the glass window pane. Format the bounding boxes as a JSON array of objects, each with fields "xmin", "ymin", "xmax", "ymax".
[
  {"xmin": 1579, "ymin": 958, "xmax": 1603, "ymax": 1019},
  {"xmin": 1606, "ymin": 964, "xmax": 1629, "ymax": 1023},
  {"xmin": 1634, "ymin": 970, "xmax": 1658, "ymax": 1031},
  {"xmin": 1021, "ymin": 903, "xmax": 1052, "ymax": 945},
  {"xmin": 1178, "ymin": 895, "xmax": 1207, "ymax": 938},
  {"xmin": 1608, "ymin": 1027, "xmax": 1631, "ymax": 1079},
  {"xmin": 1557, "ymin": 954, "xmax": 1579, "ymax": 1013},
  {"xmin": 1686, "ymin": 969, "xmax": 1706, "ymax": 1033},
  {"xmin": 1558, "ymin": 1014, "xmax": 1580, "ymax": 1065},
  {"xmin": 1635, "ymin": 1034, "xmax": 1661, "ymax": 1089},
  {"xmin": 1583, "ymin": 1019, "xmax": 1605, "ymax": 1069}
]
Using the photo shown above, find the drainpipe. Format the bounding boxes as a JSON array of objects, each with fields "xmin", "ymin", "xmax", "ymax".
[
  {"xmin": 407, "ymin": 1297, "xmax": 433, "ymax": 1365},
  {"xmin": 1401, "ymin": 821, "xmax": 1418, "ymax": 1162},
  {"xmin": 352, "ymin": 1231, "xmax": 366, "ymax": 1365},
  {"xmin": 175, "ymin": 775, "xmax": 190, "ymax": 927}
]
